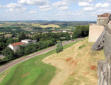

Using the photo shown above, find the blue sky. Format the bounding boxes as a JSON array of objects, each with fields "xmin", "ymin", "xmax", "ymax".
[{"xmin": 0, "ymin": 0, "xmax": 111, "ymax": 21}]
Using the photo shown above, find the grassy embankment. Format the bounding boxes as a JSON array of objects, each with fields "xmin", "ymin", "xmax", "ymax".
[
  {"xmin": 43, "ymin": 38, "xmax": 105, "ymax": 85},
  {"xmin": 0, "ymin": 40, "xmax": 77, "ymax": 85}
]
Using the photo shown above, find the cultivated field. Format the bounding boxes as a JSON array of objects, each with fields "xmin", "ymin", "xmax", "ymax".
[
  {"xmin": 32, "ymin": 24, "xmax": 60, "ymax": 28},
  {"xmin": 43, "ymin": 38, "xmax": 105, "ymax": 85}
]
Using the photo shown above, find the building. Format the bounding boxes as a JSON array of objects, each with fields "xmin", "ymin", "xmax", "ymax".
[
  {"xmin": 97, "ymin": 13, "xmax": 111, "ymax": 25},
  {"xmin": 8, "ymin": 39, "xmax": 37, "ymax": 52},
  {"xmin": 21, "ymin": 39, "xmax": 36, "ymax": 44},
  {"xmin": 88, "ymin": 24, "xmax": 104, "ymax": 42},
  {"xmin": 8, "ymin": 42, "xmax": 25, "ymax": 52},
  {"xmin": 89, "ymin": 13, "xmax": 111, "ymax": 42}
]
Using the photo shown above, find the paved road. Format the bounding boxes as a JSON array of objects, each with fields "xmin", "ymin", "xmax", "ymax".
[{"xmin": 0, "ymin": 40, "xmax": 75, "ymax": 74}]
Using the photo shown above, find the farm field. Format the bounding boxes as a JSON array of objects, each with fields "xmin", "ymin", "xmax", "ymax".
[
  {"xmin": 32, "ymin": 24, "xmax": 60, "ymax": 28},
  {"xmin": 0, "ymin": 40, "xmax": 77, "ymax": 85}
]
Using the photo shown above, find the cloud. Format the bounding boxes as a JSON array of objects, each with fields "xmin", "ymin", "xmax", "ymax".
[
  {"xmin": 53, "ymin": 0, "xmax": 69, "ymax": 11},
  {"xmin": 18, "ymin": 0, "xmax": 48, "ymax": 6},
  {"xmin": 6, "ymin": 3, "xmax": 21, "ymax": 8},
  {"xmin": 39, "ymin": 5, "xmax": 51, "ymax": 11},
  {"xmin": 96, "ymin": 3, "xmax": 110, "ymax": 8},
  {"xmin": 88, "ymin": 0, "xmax": 93, "ymax": 2},
  {"xmin": 83, "ymin": 7, "xmax": 94, "ymax": 11},
  {"xmin": 59, "ymin": 6, "xmax": 68, "ymax": 10},
  {"xmin": 53, "ymin": 1, "xmax": 67, "ymax": 7},
  {"xmin": 1, "ymin": 3, "xmax": 26, "ymax": 12},
  {"xmin": 29, "ymin": 10, "xmax": 37, "ymax": 14},
  {"xmin": 78, "ymin": 2, "xmax": 90, "ymax": 6}
]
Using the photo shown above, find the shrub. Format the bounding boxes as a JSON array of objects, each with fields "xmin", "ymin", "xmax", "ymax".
[
  {"xmin": 56, "ymin": 41, "xmax": 63, "ymax": 53},
  {"xmin": 72, "ymin": 25, "xmax": 89, "ymax": 39},
  {"xmin": 2, "ymin": 47, "xmax": 15, "ymax": 61}
]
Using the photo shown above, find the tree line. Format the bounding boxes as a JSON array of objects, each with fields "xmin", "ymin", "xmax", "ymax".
[
  {"xmin": 0, "ymin": 25, "xmax": 89, "ymax": 65},
  {"xmin": 0, "ymin": 32, "xmax": 71, "ymax": 64}
]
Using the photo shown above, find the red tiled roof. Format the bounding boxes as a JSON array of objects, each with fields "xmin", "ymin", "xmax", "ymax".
[
  {"xmin": 11, "ymin": 42, "xmax": 25, "ymax": 46},
  {"xmin": 98, "ymin": 13, "xmax": 111, "ymax": 17}
]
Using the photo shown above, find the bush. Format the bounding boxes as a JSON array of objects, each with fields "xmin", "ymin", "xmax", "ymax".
[
  {"xmin": 2, "ymin": 47, "xmax": 15, "ymax": 61},
  {"xmin": 56, "ymin": 41, "xmax": 63, "ymax": 53},
  {"xmin": 72, "ymin": 25, "xmax": 89, "ymax": 39}
]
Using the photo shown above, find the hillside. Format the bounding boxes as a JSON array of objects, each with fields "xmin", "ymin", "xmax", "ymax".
[
  {"xmin": 43, "ymin": 38, "xmax": 105, "ymax": 85},
  {"xmin": 0, "ymin": 38, "xmax": 105, "ymax": 85}
]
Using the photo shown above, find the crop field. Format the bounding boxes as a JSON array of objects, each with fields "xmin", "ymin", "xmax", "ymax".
[
  {"xmin": 32, "ymin": 24, "xmax": 60, "ymax": 28},
  {"xmin": 0, "ymin": 40, "xmax": 76, "ymax": 85}
]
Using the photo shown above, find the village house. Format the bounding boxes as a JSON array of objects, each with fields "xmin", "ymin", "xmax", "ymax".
[
  {"xmin": 8, "ymin": 39, "xmax": 37, "ymax": 52},
  {"xmin": 21, "ymin": 39, "xmax": 36, "ymax": 44},
  {"xmin": 8, "ymin": 42, "xmax": 25, "ymax": 52}
]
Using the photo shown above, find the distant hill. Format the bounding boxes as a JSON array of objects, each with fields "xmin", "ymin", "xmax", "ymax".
[{"xmin": 0, "ymin": 20, "xmax": 96, "ymax": 26}]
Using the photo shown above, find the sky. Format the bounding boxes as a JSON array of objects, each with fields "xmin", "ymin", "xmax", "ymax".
[{"xmin": 0, "ymin": 0, "xmax": 111, "ymax": 21}]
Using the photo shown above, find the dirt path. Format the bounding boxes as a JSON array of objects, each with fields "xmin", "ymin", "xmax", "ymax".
[{"xmin": 0, "ymin": 41, "xmax": 73, "ymax": 74}]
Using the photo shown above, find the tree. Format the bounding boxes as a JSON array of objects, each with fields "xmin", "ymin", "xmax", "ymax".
[
  {"xmin": 56, "ymin": 41, "xmax": 63, "ymax": 53},
  {"xmin": 18, "ymin": 32, "xmax": 27, "ymax": 41},
  {"xmin": 72, "ymin": 25, "xmax": 89, "ymax": 39},
  {"xmin": 2, "ymin": 47, "xmax": 15, "ymax": 61}
]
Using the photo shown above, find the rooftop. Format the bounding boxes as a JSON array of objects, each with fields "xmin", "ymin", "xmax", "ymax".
[
  {"xmin": 11, "ymin": 42, "xmax": 25, "ymax": 46},
  {"xmin": 98, "ymin": 13, "xmax": 111, "ymax": 17}
]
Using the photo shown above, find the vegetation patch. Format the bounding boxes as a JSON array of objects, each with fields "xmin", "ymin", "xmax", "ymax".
[{"xmin": 78, "ymin": 44, "xmax": 86, "ymax": 49}]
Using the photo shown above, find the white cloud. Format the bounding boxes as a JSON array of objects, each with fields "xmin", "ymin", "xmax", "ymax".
[
  {"xmin": 18, "ymin": 0, "xmax": 48, "ymax": 6},
  {"xmin": 83, "ymin": 7, "xmax": 94, "ymax": 11},
  {"xmin": 53, "ymin": 0, "xmax": 69, "ymax": 11},
  {"xmin": 39, "ymin": 5, "xmax": 51, "ymax": 11},
  {"xmin": 88, "ymin": 0, "xmax": 93, "ymax": 2},
  {"xmin": 6, "ymin": 3, "xmax": 21, "ymax": 8},
  {"xmin": 2, "ymin": 3, "xmax": 26, "ymax": 12},
  {"xmin": 53, "ymin": 1, "xmax": 67, "ymax": 7},
  {"xmin": 59, "ymin": 6, "xmax": 68, "ymax": 10},
  {"xmin": 29, "ymin": 10, "xmax": 37, "ymax": 14},
  {"xmin": 78, "ymin": 2, "xmax": 90, "ymax": 6},
  {"xmin": 96, "ymin": 3, "xmax": 110, "ymax": 8}
]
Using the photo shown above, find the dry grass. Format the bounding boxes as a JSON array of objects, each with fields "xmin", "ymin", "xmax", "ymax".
[
  {"xmin": 32, "ymin": 24, "xmax": 60, "ymax": 28},
  {"xmin": 43, "ymin": 38, "xmax": 105, "ymax": 85}
]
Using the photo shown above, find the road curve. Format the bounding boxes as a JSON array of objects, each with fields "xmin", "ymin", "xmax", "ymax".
[{"xmin": 0, "ymin": 41, "xmax": 74, "ymax": 74}]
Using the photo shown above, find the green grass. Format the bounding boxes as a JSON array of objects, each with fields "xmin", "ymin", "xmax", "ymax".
[
  {"xmin": 78, "ymin": 44, "xmax": 86, "ymax": 49},
  {"xmin": 0, "ymin": 40, "xmax": 79, "ymax": 85}
]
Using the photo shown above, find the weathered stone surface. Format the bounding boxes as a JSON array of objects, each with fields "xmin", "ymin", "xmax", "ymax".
[
  {"xmin": 88, "ymin": 24, "xmax": 104, "ymax": 42},
  {"xmin": 91, "ymin": 13, "xmax": 111, "ymax": 85},
  {"xmin": 92, "ymin": 30, "xmax": 105, "ymax": 50},
  {"xmin": 98, "ymin": 61, "xmax": 108, "ymax": 85}
]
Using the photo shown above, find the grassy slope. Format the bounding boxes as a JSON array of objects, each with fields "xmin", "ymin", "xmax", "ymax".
[
  {"xmin": 43, "ymin": 38, "xmax": 105, "ymax": 85},
  {"xmin": 0, "ymin": 40, "xmax": 77, "ymax": 85},
  {"xmin": 63, "ymin": 38, "xmax": 105, "ymax": 85}
]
